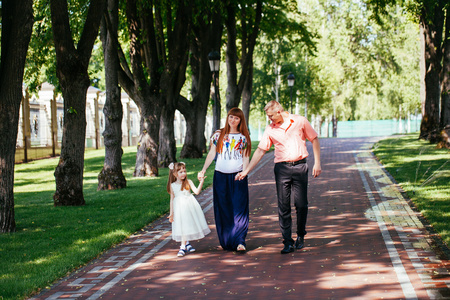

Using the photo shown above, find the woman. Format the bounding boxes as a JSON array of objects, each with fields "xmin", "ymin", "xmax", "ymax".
[{"xmin": 198, "ymin": 107, "xmax": 251, "ymax": 252}]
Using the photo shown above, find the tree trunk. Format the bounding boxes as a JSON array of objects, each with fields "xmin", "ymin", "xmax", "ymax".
[
  {"xmin": 133, "ymin": 99, "xmax": 161, "ymax": 177},
  {"xmin": 116, "ymin": 0, "xmax": 192, "ymax": 173},
  {"xmin": 178, "ymin": 13, "xmax": 218, "ymax": 158},
  {"xmin": 439, "ymin": 6, "xmax": 450, "ymax": 148},
  {"xmin": 242, "ymin": 61, "xmax": 254, "ymax": 126},
  {"xmin": 156, "ymin": 1, "xmax": 192, "ymax": 167},
  {"xmin": 180, "ymin": 105, "xmax": 208, "ymax": 158},
  {"xmin": 51, "ymin": 0, "xmax": 106, "ymax": 206},
  {"xmin": 212, "ymin": 72, "xmax": 222, "ymax": 132},
  {"xmin": 419, "ymin": 2, "xmax": 444, "ymax": 141},
  {"xmin": 116, "ymin": 0, "xmax": 162, "ymax": 177},
  {"xmin": 98, "ymin": 0, "xmax": 127, "ymax": 190},
  {"xmin": 179, "ymin": 13, "xmax": 220, "ymax": 157},
  {"xmin": 420, "ymin": 24, "xmax": 426, "ymax": 117},
  {"xmin": 0, "ymin": 0, "xmax": 34, "ymax": 233},
  {"xmin": 118, "ymin": 82, "xmax": 162, "ymax": 177},
  {"xmin": 157, "ymin": 52, "xmax": 190, "ymax": 167},
  {"xmin": 224, "ymin": 1, "xmax": 262, "ymax": 113},
  {"xmin": 53, "ymin": 83, "xmax": 89, "ymax": 206},
  {"xmin": 158, "ymin": 104, "xmax": 177, "ymax": 167},
  {"xmin": 225, "ymin": 3, "xmax": 240, "ymax": 112}
]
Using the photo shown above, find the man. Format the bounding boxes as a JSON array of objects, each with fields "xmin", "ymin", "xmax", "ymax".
[{"xmin": 236, "ymin": 100, "xmax": 321, "ymax": 254}]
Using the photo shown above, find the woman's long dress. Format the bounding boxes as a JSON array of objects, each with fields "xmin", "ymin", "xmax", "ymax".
[{"xmin": 211, "ymin": 131, "xmax": 249, "ymax": 250}]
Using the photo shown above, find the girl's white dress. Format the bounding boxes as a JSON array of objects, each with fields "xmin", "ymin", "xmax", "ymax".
[{"xmin": 171, "ymin": 182, "xmax": 211, "ymax": 242}]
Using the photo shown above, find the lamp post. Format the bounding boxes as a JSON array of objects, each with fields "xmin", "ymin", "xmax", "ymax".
[
  {"xmin": 287, "ymin": 73, "xmax": 295, "ymax": 114},
  {"xmin": 332, "ymin": 91, "xmax": 337, "ymax": 137},
  {"xmin": 208, "ymin": 50, "xmax": 221, "ymax": 132}
]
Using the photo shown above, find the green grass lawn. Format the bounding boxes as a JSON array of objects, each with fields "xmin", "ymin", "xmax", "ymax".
[{"xmin": 373, "ymin": 135, "xmax": 450, "ymax": 245}]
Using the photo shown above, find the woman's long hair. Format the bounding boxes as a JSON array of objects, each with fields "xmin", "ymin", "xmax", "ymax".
[
  {"xmin": 215, "ymin": 107, "xmax": 251, "ymax": 157},
  {"xmin": 166, "ymin": 162, "xmax": 190, "ymax": 193}
]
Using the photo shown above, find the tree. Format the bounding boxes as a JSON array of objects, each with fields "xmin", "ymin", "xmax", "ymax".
[
  {"xmin": 418, "ymin": 1, "xmax": 445, "ymax": 141},
  {"xmin": 24, "ymin": 1, "xmax": 55, "ymax": 92},
  {"xmin": 0, "ymin": 0, "xmax": 34, "ymax": 232},
  {"xmin": 25, "ymin": 0, "xmax": 107, "ymax": 92},
  {"xmin": 116, "ymin": 0, "xmax": 192, "ymax": 175},
  {"xmin": 51, "ymin": 0, "xmax": 106, "ymax": 206},
  {"xmin": 439, "ymin": 6, "xmax": 450, "ymax": 148},
  {"xmin": 365, "ymin": 0, "xmax": 449, "ymax": 147},
  {"xmin": 251, "ymin": 1, "xmax": 316, "ymax": 120},
  {"xmin": 224, "ymin": 0, "xmax": 262, "ymax": 115},
  {"xmin": 266, "ymin": 0, "xmax": 420, "ymax": 127},
  {"xmin": 177, "ymin": 0, "xmax": 316, "ymax": 159},
  {"xmin": 226, "ymin": 0, "xmax": 316, "ymax": 125},
  {"xmin": 178, "ymin": 0, "xmax": 223, "ymax": 158},
  {"xmin": 98, "ymin": 0, "xmax": 126, "ymax": 190},
  {"xmin": 157, "ymin": 0, "xmax": 193, "ymax": 167}
]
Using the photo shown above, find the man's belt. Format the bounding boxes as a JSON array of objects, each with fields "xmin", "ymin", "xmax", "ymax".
[{"xmin": 278, "ymin": 158, "xmax": 307, "ymax": 166}]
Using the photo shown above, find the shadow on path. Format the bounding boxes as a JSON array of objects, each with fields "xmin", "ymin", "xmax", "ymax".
[{"xmin": 32, "ymin": 137, "xmax": 450, "ymax": 300}]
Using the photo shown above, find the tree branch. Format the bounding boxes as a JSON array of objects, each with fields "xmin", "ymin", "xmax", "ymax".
[
  {"xmin": 78, "ymin": 0, "xmax": 106, "ymax": 64},
  {"xmin": 103, "ymin": 10, "xmax": 134, "ymax": 80}
]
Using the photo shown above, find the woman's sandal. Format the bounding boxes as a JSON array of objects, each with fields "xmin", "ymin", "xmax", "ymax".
[{"xmin": 237, "ymin": 244, "xmax": 246, "ymax": 252}]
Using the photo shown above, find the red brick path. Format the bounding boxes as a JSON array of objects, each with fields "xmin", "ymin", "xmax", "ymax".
[{"xmin": 31, "ymin": 137, "xmax": 450, "ymax": 299}]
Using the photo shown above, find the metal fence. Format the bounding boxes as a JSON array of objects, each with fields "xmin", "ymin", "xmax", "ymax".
[
  {"xmin": 320, "ymin": 118, "xmax": 422, "ymax": 138},
  {"xmin": 248, "ymin": 116, "xmax": 422, "ymax": 142}
]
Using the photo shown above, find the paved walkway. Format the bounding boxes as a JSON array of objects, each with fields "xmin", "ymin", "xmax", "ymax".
[{"xmin": 32, "ymin": 138, "xmax": 450, "ymax": 299}]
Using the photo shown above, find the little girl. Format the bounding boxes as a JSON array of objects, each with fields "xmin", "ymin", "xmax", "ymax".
[{"xmin": 167, "ymin": 162, "xmax": 211, "ymax": 257}]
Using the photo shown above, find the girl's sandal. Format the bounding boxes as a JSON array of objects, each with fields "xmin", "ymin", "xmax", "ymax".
[
  {"xmin": 186, "ymin": 243, "xmax": 196, "ymax": 253},
  {"xmin": 177, "ymin": 248, "xmax": 187, "ymax": 257}
]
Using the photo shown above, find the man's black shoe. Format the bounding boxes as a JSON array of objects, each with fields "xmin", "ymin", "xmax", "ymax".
[
  {"xmin": 295, "ymin": 236, "xmax": 305, "ymax": 249},
  {"xmin": 280, "ymin": 244, "xmax": 294, "ymax": 254}
]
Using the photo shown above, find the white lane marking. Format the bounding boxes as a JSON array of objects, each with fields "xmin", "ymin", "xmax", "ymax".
[{"xmin": 355, "ymin": 151, "xmax": 418, "ymax": 300}]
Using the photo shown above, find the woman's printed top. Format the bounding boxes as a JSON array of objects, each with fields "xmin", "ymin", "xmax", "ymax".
[{"xmin": 211, "ymin": 131, "xmax": 248, "ymax": 174}]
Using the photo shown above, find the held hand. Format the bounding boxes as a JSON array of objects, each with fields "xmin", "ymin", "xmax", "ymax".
[
  {"xmin": 235, "ymin": 171, "xmax": 247, "ymax": 181},
  {"xmin": 312, "ymin": 164, "xmax": 322, "ymax": 178},
  {"xmin": 197, "ymin": 171, "xmax": 205, "ymax": 181}
]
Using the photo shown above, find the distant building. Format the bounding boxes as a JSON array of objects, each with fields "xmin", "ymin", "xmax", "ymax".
[
  {"xmin": 17, "ymin": 83, "xmax": 141, "ymax": 149},
  {"xmin": 16, "ymin": 83, "xmax": 215, "ymax": 150}
]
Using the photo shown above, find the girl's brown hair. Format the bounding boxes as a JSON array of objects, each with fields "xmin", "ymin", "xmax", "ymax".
[
  {"xmin": 215, "ymin": 107, "xmax": 251, "ymax": 157},
  {"xmin": 166, "ymin": 162, "xmax": 190, "ymax": 193}
]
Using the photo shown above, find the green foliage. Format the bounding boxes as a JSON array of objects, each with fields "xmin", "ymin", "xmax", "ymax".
[
  {"xmin": 364, "ymin": 0, "xmax": 400, "ymax": 23},
  {"xmin": 297, "ymin": 0, "xmax": 419, "ymax": 121},
  {"xmin": 24, "ymin": 0, "xmax": 106, "ymax": 93},
  {"xmin": 89, "ymin": 39, "xmax": 106, "ymax": 89},
  {"xmin": 365, "ymin": 0, "xmax": 446, "ymax": 23},
  {"xmin": 251, "ymin": 0, "xmax": 317, "ymax": 119},
  {"xmin": 252, "ymin": 0, "xmax": 421, "ymax": 122},
  {"xmin": 315, "ymin": 0, "xmax": 407, "ymax": 120},
  {"xmin": 373, "ymin": 134, "xmax": 450, "ymax": 245},
  {"xmin": 67, "ymin": 106, "xmax": 77, "ymax": 114},
  {"xmin": 25, "ymin": 0, "xmax": 55, "ymax": 92}
]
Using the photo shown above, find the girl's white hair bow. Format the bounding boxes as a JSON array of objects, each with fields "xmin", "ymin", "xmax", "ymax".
[{"xmin": 168, "ymin": 162, "xmax": 174, "ymax": 170}]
